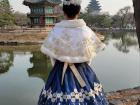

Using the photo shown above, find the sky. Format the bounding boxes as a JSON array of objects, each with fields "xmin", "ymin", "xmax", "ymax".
[{"xmin": 9, "ymin": 0, "xmax": 134, "ymax": 15}]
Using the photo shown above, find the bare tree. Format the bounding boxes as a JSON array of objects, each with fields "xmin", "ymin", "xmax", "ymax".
[
  {"xmin": 117, "ymin": 6, "xmax": 131, "ymax": 28},
  {"xmin": 14, "ymin": 12, "xmax": 29, "ymax": 27}
]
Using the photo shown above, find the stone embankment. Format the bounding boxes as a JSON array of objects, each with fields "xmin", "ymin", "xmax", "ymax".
[
  {"xmin": 107, "ymin": 86, "xmax": 140, "ymax": 105},
  {"xmin": 0, "ymin": 27, "xmax": 51, "ymax": 45},
  {"xmin": 0, "ymin": 33, "xmax": 47, "ymax": 45}
]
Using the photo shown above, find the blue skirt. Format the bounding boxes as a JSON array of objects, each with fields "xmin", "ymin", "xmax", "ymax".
[{"xmin": 38, "ymin": 60, "xmax": 109, "ymax": 105}]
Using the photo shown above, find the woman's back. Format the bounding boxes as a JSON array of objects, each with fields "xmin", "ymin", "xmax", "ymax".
[
  {"xmin": 38, "ymin": 0, "xmax": 109, "ymax": 105},
  {"xmin": 41, "ymin": 19, "xmax": 104, "ymax": 63}
]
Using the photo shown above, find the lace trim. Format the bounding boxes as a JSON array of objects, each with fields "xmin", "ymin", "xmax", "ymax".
[{"xmin": 40, "ymin": 82, "xmax": 103, "ymax": 103}]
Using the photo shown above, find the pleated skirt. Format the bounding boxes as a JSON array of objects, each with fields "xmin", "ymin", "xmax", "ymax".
[{"xmin": 38, "ymin": 60, "xmax": 109, "ymax": 105}]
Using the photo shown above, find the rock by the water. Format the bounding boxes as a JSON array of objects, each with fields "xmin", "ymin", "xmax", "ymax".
[{"xmin": 107, "ymin": 87, "xmax": 140, "ymax": 105}]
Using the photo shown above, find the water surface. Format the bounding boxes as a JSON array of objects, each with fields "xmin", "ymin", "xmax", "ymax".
[{"xmin": 0, "ymin": 32, "xmax": 139, "ymax": 105}]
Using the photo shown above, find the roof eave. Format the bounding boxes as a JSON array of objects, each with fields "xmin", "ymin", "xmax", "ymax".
[{"xmin": 23, "ymin": 0, "xmax": 61, "ymax": 6}]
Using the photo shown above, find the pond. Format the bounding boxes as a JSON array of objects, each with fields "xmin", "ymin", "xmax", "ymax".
[{"xmin": 0, "ymin": 32, "xmax": 139, "ymax": 105}]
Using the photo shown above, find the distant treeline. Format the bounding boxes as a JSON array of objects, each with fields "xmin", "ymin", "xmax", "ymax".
[
  {"xmin": 0, "ymin": 0, "xmax": 29, "ymax": 28},
  {"xmin": 80, "ymin": 0, "xmax": 135, "ymax": 29}
]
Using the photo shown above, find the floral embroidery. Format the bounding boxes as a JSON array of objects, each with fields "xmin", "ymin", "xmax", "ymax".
[
  {"xmin": 41, "ymin": 19, "xmax": 106, "ymax": 63},
  {"xmin": 40, "ymin": 82, "xmax": 103, "ymax": 103},
  {"xmin": 81, "ymin": 36, "xmax": 96, "ymax": 57},
  {"xmin": 43, "ymin": 33, "xmax": 97, "ymax": 58}
]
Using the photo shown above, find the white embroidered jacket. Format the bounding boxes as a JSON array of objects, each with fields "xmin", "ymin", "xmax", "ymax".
[{"xmin": 41, "ymin": 19, "xmax": 105, "ymax": 65}]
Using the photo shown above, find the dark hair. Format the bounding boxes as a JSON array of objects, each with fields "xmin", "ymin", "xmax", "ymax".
[{"xmin": 63, "ymin": 4, "xmax": 81, "ymax": 19}]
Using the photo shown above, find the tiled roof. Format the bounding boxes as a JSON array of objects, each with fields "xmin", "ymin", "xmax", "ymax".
[{"xmin": 24, "ymin": 0, "xmax": 61, "ymax": 4}]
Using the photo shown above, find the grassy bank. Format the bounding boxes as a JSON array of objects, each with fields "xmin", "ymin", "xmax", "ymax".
[{"xmin": 0, "ymin": 33, "xmax": 48, "ymax": 45}]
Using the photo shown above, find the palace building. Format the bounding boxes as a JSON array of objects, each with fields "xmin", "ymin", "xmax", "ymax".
[{"xmin": 23, "ymin": 0, "xmax": 62, "ymax": 27}]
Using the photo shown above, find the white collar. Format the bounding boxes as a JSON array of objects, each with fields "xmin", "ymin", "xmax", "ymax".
[{"xmin": 55, "ymin": 19, "xmax": 86, "ymax": 28}]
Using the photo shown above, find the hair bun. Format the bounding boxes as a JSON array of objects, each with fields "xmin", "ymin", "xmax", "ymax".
[{"xmin": 63, "ymin": 0, "xmax": 82, "ymax": 6}]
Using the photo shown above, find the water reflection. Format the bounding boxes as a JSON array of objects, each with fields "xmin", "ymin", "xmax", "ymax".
[
  {"xmin": 113, "ymin": 32, "xmax": 138, "ymax": 53},
  {"xmin": 0, "ymin": 32, "xmax": 139, "ymax": 105},
  {"xmin": 27, "ymin": 52, "xmax": 52, "ymax": 82},
  {"xmin": 0, "ymin": 52, "xmax": 14, "ymax": 74},
  {"xmin": 105, "ymin": 32, "xmax": 138, "ymax": 52}
]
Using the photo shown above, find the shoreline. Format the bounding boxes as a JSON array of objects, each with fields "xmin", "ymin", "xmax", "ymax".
[
  {"xmin": 0, "ymin": 32, "xmax": 139, "ymax": 105},
  {"xmin": 106, "ymin": 86, "xmax": 140, "ymax": 105},
  {"xmin": 0, "ymin": 32, "xmax": 106, "ymax": 45},
  {"xmin": 0, "ymin": 33, "xmax": 47, "ymax": 45},
  {"xmin": 0, "ymin": 40, "xmax": 43, "ymax": 45}
]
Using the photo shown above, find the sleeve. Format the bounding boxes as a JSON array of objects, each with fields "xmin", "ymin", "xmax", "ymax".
[
  {"xmin": 92, "ymin": 31, "xmax": 106, "ymax": 53},
  {"xmin": 87, "ymin": 28, "xmax": 106, "ymax": 65},
  {"xmin": 50, "ymin": 57, "xmax": 56, "ymax": 67},
  {"xmin": 40, "ymin": 37, "xmax": 50, "ymax": 56},
  {"xmin": 41, "ymin": 44, "xmax": 56, "ymax": 67},
  {"xmin": 40, "ymin": 30, "xmax": 56, "ymax": 66},
  {"xmin": 87, "ymin": 59, "xmax": 92, "ymax": 65},
  {"xmin": 40, "ymin": 28, "xmax": 55, "ymax": 56}
]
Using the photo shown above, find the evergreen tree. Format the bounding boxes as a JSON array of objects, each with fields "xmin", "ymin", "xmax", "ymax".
[
  {"xmin": 87, "ymin": 0, "xmax": 101, "ymax": 13},
  {"xmin": 0, "ymin": 0, "xmax": 14, "ymax": 27}
]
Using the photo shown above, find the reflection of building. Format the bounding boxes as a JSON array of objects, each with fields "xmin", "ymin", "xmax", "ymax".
[
  {"xmin": 23, "ymin": 0, "xmax": 62, "ymax": 27},
  {"xmin": 27, "ymin": 52, "xmax": 52, "ymax": 82}
]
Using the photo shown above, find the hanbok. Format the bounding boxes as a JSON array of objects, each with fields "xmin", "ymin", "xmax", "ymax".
[{"xmin": 38, "ymin": 19, "xmax": 109, "ymax": 105}]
